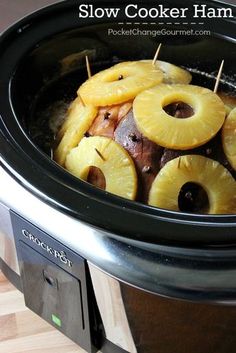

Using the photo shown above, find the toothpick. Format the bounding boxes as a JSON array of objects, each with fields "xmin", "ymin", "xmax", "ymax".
[
  {"xmin": 177, "ymin": 157, "xmax": 181, "ymax": 169},
  {"xmin": 95, "ymin": 148, "xmax": 106, "ymax": 161},
  {"xmin": 86, "ymin": 55, "xmax": 92, "ymax": 78},
  {"xmin": 214, "ymin": 60, "xmax": 224, "ymax": 93},
  {"xmin": 152, "ymin": 43, "xmax": 162, "ymax": 67},
  {"xmin": 78, "ymin": 93, "xmax": 85, "ymax": 107}
]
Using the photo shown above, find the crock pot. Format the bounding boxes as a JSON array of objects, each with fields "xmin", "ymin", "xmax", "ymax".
[{"xmin": 1, "ymin": 1, "xmax": 236, "ymax": 352}]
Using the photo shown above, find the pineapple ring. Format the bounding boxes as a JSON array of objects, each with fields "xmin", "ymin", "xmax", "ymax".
[
  {"xmin": 143, "ymin": 60, "xmax": 192, "ymax": 84},
  {"xmin": 54, "ymin": 98, "xmax": 98, "ymax": 167},
  {"xmin": 225, "ymin": 105, "xmax": 232, "ymax": 116},
  {"xmin": 65, "ymin": 136, "xmax": 137, "ymax": 200},
  {"xmin": 133, "ymin": 84, "xmax": 226, "ymax": 150},
  {"xmin": 148, "ymin": 155, "xmax": 236, "ymax": 214},
  {"xmin": 218, "ymin": 92, "xmax": 236, "ymax": 114},
  {"xmin": 222, "ymin": 107, "xmax": 236, "ymax": 170},
  {"xmin": 57, "ymin": 97, "xmax": 81, "ymax": 139},
  {"xmin": 78, "ymin": 61, "xmax": 163, "ymax": 106}
]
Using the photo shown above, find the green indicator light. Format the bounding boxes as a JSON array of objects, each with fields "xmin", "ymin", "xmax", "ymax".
[{"xmin": 52, "ymin": 314, "xmax": 62, "ymax": 327}]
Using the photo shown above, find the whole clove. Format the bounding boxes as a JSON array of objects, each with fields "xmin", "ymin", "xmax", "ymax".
[
  {"xmin": 185, "ymin": 191, "xmax": 193, "ymax": 201},
  {"xmin": 129, "ymin": 133, "xmax": 140, "ymax": 142},
  {"xmin": 142, "ymin": 165, "xmax": 152, "ymax": 174},
  {"xmin": 206, "ymin": 148, "xmax": 212, "ymax": 155},
  {"xmin": 104, "ymin": 112, "xmax": 111, "ymax": 120}
]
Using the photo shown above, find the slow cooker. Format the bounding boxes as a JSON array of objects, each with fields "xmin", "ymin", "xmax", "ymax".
[{"xmin": 1, "ymin": 1, "xmax": 236, "ymax": 352}]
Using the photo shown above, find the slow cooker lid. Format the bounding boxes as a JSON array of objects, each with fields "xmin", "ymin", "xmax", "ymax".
[{"xmin": 1, "ymin": 0, "xmax": 236, "ymax": 247}]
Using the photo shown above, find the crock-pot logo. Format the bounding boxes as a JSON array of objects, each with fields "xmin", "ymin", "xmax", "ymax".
[{"xmin": 22, "ymin": 229, "xmax": 73, "ymax": 268}]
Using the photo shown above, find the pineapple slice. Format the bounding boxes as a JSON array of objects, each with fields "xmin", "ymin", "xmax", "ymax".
[
  {"xmin": 57, "ymin": 97, "xmax": 81, "ymax": 139},
  {"xmin": 78, "ymin": 61, "xmax": 163, "ymax": 106},
  {"xmin": 158, "ymin": 61, "xmax": 192, "ymax": 84},
  {"xmin": 225, "ymin": 105, "xmax": 232, "ymax": 116},
  {"xmin": 54, "ymin": 99, "xmax": 97, "ymax": 166},
  {"xmin": 65, "ymin": 136, "xmax": 137, "ymax": 200},
  {"xmin": 133, "ymin": 84, "xmax": 226, "ymax": 150},
  {"xmin": 149, "ymin": 155, "xmax": 236, "ymax": 214},
  {"xmin": 143, "ymin": 60, "xmax": 192, "ymax": 84},
  {"xmin": 218, "ymin": 92, "xmax": 236, "ymax": 114},
  {"xmin": 222, "ymin": 107, "xmax": 236, "ymax": 170}
]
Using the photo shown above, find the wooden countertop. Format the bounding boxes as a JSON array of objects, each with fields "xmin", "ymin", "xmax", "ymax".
[{"xmin": 0, "ymin": 272, "xmax": 86, "ymax": 353}]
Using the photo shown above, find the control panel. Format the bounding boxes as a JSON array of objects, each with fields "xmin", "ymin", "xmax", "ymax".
[{"xmin": 11, "ymin": 211, "xmax": 101, "ymax": 353}]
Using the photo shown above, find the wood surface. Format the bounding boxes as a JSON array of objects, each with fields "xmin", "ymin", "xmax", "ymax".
[{"xmin": 0, "ymin": 271, "xmax": 86, "ymax": 353}]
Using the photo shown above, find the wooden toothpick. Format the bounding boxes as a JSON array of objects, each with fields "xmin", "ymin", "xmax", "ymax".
[
  {"xmin": 78, "ymin": 93, "xmax": 85, "ymax": 107},
  {"xmin": 214, "ymin": 60, "xmax": 224, "ymax": 93},
  {"xmin": 152, "ymin": 43, "xmax": 162, "ymax": 67},
  {"xmin": 177, "ymin": 157, "xmax": 181, "ymax": 169},
  {"xmin": 86, "ymin": 55, "xmax": 92, "ymax": 79},
  {"xmin": 95, "ymin": 148, "xmax": 106, "ymax": 161}
]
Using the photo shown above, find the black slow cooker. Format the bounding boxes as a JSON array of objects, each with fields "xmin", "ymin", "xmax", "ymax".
[{"xmin": 1, "ymin": 1, "xmax": 236, "ymax": 352}]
